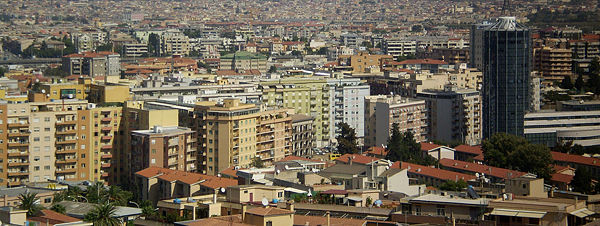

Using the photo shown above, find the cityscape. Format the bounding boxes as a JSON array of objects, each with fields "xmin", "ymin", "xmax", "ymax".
[{"xmin": 0, "ymin": 0, "xmax": 599, "ymax": 225}]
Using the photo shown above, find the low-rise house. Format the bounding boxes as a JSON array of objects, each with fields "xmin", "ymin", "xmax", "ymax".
[
  {"xmin": 28, "ymin": 209, "xmax": 92, "ymax": 226},
  {"xmin": 439, "ymin": 159, "xmax": 529, "ymax": 183},
  {"xmin": 135, "ymin": 167, "xmax": 238, "ymax": 205},
  {"xmin": 420, "ymin": 143, "xmax": 455, "ymax": 160},
  {"xmin": 0, "ymin": 187, "xmax": 59, "ymax": 207},
  {"xmin": 334, "ymin": 154, "xmax": 380, "ymax": 166},
  {"xmin": 318, "ymin": 164, "xmax": 368, "ymax": 190},
  {"xmin": 453, "ymin": 145, "xmax": 484, "ymax": 163},
  {"xmin": 57, "ymin": 201, "xmax": 142, "ymax": 226},
  {"xmin": 393, "ymin": 161, "xmax": 476, "ymax": 187},
  {"xmin": 400, "ymin": 193, "xmax": 489, "ymax": 222},
  {"xmin": 226, "ymin": 185, "xmax": 286, "ymax": 204},
  {"xmin": 487, "ymin": 196, "xmax": 594, "ymax": 225},
  {"xmin": 552, "ymin": 151, "xmax": 600, "ymax": 176}
]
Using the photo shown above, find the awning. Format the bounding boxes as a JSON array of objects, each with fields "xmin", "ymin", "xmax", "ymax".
[
  {"xmin": 346, "ymin": 197, "xmax": 362, "ymax": 202},
  {"xmin": 570, "ymin": 208, "xmax": 595, "ymax": 218},
  {"xmin": 284, "ymin": 187, "xmax": 307, "ymax": 194},
  {"xmin": 490, "ymin": 208, "xmax": 547, "ymax": 218}
]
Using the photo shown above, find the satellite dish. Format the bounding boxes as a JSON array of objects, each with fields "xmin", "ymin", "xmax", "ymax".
[
  {"xmin": 307, "ymin": 189, "xmax": 312, "ymax": 197},
  {"xmin": 276, "ymin": 169, "xmax": 281, "ymax": 174},
  {"xmin": 220, "ymin": 187, "xmax": 226, "ymax": 193},
  {"xmin": 502, "ymin": 194, "xmax": 508, "ymax": 200},
  {"xmin": 284, "ymin": 165, "xmax": 289, "ymax": 170},
  {"xmin": 385, "ymin": 166, "xmax": 389, "ymax": 170},
  {"xmin": 261, "ymin": 198, "xmax": 269, "ymax": 206},
  {"xmin": 41, "ymin": 89, "xmax": 46, "ymax": 93},
  {"xmin": 217, "ymin": 173, "xmax": 221, "ymax": 177},
  {"xmin": 475, "ymin": 173, "xmax": 480, "ymax": 178}
]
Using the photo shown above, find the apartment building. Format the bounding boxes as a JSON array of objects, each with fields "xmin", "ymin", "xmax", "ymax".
[
  {"xmin": 0, "ymin": 99, "xmax": 123, "ymax": 186},
  {"xmin": 62, "ymin": 52, "xmax": 121, "ymax": 77},
  {"xmin": 220, "ymin": 51, "xmax": 268, "ymax": 74},
  {"xmin": 364, "ymin": 95, "xmax": 428, "ymax": 147},
  {"xmin": 417, "ymin": 85, "xmax": 482, "ymax": 145},
  {"xmin": 161, "ymin": 31, "xmax": 191, "ymax": 56},
  {"xmin": 39, "ymin": 82, "xmax": 87, "ymax": 100},
  {"xmin": 194, "ymin": 99, "xmax": 260, "ymax": 175},
  {"xmin": 349, "ymin": 52, "xmax": 393, "ymax": 73},
  {"xmin": 291, "ymin": 114, "xmax": 315, "ymax": 156},
  {"xmin": 121, "ymin": 101, "xmax": 180, "ymax": 184},
  {"xmin": 130, "ymin": 126, "xmax": 197, "ymax": 175},
  {"xmin": 261, "ymin": 79, "xmax": 332, "ymax": 147},
  {"xmin": 384, "ymin": 39, "xmax": 417, "ymax": 60},
  {"xmin": 534, "ymin": 47, "xmax": 573, "ymax": 84},
  {"xmin": 82, "ymin": 106, "xmax": 123, "ymax": 184},
  {"xmin": 123, "ymin": 43, "xmax": 149, "ymax": 57},
  {"xmin": 327, "ymin": 78, "xmax": 370, "ymax": 145},
  {"xmin": 256, "ymin": 109, "xmax": 292, "ymax": 166}
]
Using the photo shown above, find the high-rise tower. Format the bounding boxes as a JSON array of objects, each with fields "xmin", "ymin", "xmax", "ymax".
[{"xmin": 482, "ymin": 17, "xmax": 531, "ymax": 138}]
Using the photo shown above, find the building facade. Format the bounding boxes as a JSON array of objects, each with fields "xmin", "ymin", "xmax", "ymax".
[{"xmin": 481, "ymin": 17, "xmax": 531, "ymax": 138}]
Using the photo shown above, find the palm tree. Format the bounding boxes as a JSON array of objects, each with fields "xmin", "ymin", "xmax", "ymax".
[
  {"xmin": 86, "ymin": 182, "xmax": 106, "ymax": 204},
  {"xmin": 18, "ymin": 192, "xmax": 42, "ymax": 216},
  {"xmin": 84, "ymin": 202, "xmax": 121, "ymax": 226},
  {"xmin": 105, "ymin": 186, "xmax": 132, "ymax": 206}
]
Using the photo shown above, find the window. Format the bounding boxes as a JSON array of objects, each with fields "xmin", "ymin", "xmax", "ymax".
[
  {"xmin": 44, "ymin": 117, "xmax": 50, "ymax": 122},
  {"xmin": 33, "ymin": 118, "xmax": 40, "ymax": 123},
  {"xmin": 266, "ymin": 221, "xmax": 272, "ymax": 226},
  {"xmin": 151, "ymin": 158, "xmax": 156, "ymax": 164},
  {"xmin": 81, "ymin": 116, "xmax": 86, "ymax": 120},
  {"xmin": 81, "ymin": 126, "xmax": 86, "ymax": 130},
  {"xmin": 151, "ymin": 139, "xmax": 156, "ymax": 144},
  {"xmin": 44, "ymin": 156, "xmax": 50, "ymax": 161},
  {"xmin": 33, "ymin": 127, "xmax": 40, "ymax": 132},
  {"xmin": 278, "ymin": 192, "xmax": 283, "ymax": 198},
  {"xmin": 44, "ymin": 146, "xmax": 50, "ymax": 151},
  {"xmin": 81, "ymin": 154, "xmax": 86, "ymax": 158},
  {"xmin": 209, "ymin": 157, "xmax": 212, "ymax": 162},
  {"xmin": 44, "ymin": 166, "xmax": 50, "ymax": 170},
  {"xmin": 33, "ymin": 137, "xmax": 40, "ymax": 142},
  {"xmin": 81, "ymin": 145, "xmax": 85, "ymax": 149},
  {"xmin": 34, "ymin": 156, "xmax": 40, "ymax": 161},
  {"xmin": 33, "ymin": 147, "xmax": 40, "ymax": 152},
  {"xmin": 152, "ymin": 149, "xmax": 156, "ymax": 154},
  {"xmin": 44, "ymin": 127, "xmax": 50, "ymax": 132},
  {"xmin": 44, "ymin": 198, "xmax": 52, "ymax": 203},
  {"xmin": 436, "ymin": 205, "xmax": 445, "ymax": 216},
  {"xmin": 34, "ymin": 166, "xmax": 40, "ymax": 171},
  {"xmin": 44, "ymin": 136, "xmax": 50, "ymax": 141}
]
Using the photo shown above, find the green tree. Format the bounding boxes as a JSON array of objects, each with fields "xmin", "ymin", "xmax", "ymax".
[
  {"xmin": 18, "ymin": 192, "xmax": 42, "ymax": 217},
  {"xmin": 0, "ymin": 67, "xmax": 6, "ymax": 77},
  {"xmin": 148, "ymin": 33, "xmax": 160, "ymax": 57},
  {"xmin": 291, "ymin": 50, "xmax": 302, "ymax": 56},
  {"xmin": 336, "ymin": 122, "xmax": 359, "ymax": 155},
  {"xmin": 572, "ymin": 167, "xmax": 593, "ymax": 194},
  {"xmin": 411, "ymin": 25, "xmax": 423, "ymax": 32},
  {"xmin": 365, "ymin": 197, "xmax": 373, "ymax": 206},
  {"xmin": 105, "ymin": 186, "xmax": 133, "ymax": 206},
  {"xmin": 316, "ymin": 47, "xmax": 328, "ymax": 55},
  {"xmin": 251, "ymin": 157, "xmax": 264, "ymax": 168},
  {"xmin": 268, "ymin": 65, "xmax": 277, "ymax": 73},
  {"xmin": 575, "ymin": 74, "xmax": 585, "ymax": 91},
  {"xmin": 482, "ymin": 133, "xmax": 553, "ymax": 180},
  {"xmin": 96, "ymin": 42, "xmax": 114, "ymax": 52},
  {"xmin": 84, "ymin": 202, "xmax": 121, "ymax": 226},
  {"xmin": 50, "ymin": 204, "xmax": 66, "ymax": 214},
  {"xmin": 44, "ymin": 67, "xmax": 67, "ymax": 77},
  {"xmin": 439, "ymin": 179, "xmax": 468, "ymax": 191},
  {"xmin": 560, "ymin": 76, "xmax": 573, "ymax": 90},
  {"xmin": 139, "ymin": 200, "xmax": 158, "ymax": 219},
  {"xmin": 385, "ymin": 123, "xmax": 437, "ymax": 165},
  {"xmin": 86, "ymin": 182, "xmax": 106, "ymax": 204}
]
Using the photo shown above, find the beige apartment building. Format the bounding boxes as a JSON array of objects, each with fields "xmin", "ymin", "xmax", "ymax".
[
  {"xmin": 195, "ymin": 99, "xmax": 260, "ymax": 175},
  {"xmin": 161, "ymin": 31, "xmax": 190, "ymax": 56},
  {"xmin": 534, "ymin": 47, "xmax": 573, "ymax": 85},
  {"xmin": 194, "ymin": 99, "xmax": 293, "ymax": 175},
  {"xmin": 256, "ymin": 109, "xmax": 292, "ymax": 165},
  {"xmin": 130, "ymin": 126, "xmax": 197, "ymax": 175},
  {"xmin": 364, "ymin": 95, "xmax": 428, "ymax": 148},
  {"xmin": 0, "ymin": 99, "xmax": 124, "ymax": 186},
  {"xmin": 418, "ymin": 85, "xmax": 482, "ymax": 145}
]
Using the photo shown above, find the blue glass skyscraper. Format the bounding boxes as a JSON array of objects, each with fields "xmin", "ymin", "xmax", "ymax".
[{"xmin": 481, "ymin": 17, "xmax": 531, "ymax": 138}]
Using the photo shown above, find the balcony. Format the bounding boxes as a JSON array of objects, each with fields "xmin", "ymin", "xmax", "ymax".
[
  {"xmin": 8, "ymin": 142, "xmax": 29, "ymax": 147},
  {"xmin": 101, "ymin": 154, "xmax": 113, "ymax": 159},
  {"xmin": 56, "ymin": 120, "xmax": 77, "ymax": 125},
  {"xmin": 101, "ymin": 173, "xmax": 109, "ymax": 177},
  {"xmin": 101, "ymin": 145, "xmax": 113, "ymax": 149},
  {"xmin": 101, "ymin": 118, "xmax": 112, "ymax": 123},
  {"xmin": 8, "ymin": 131, "xmax": 31, "ymax": 137},
  {"xmin": 56, "ymin": 139, "xmax": 77, "ymax": 145},
  {"xmin": 101, "ymin": 163, "xmax": 111, "ymax": 168},
  {"xmin": 7, "ymin": 161, "xmax": 29, "ymax": 166},
  {"xmin": 7, "ymin": 151, "xmax": 29, "ymax": 157},
  {"xmin": 56, "ymin": 158, "xmax": 77, "ymax": 164},
  {"xmin": 56, "ymin": 130, "xmax": 77, "ymax": 135},
  {"xmin": 56, "ymin": 168, "xmax": 77, "ymax": 174},
  {"xmin": 101, "ymin": 136, "xmax": 112, "ymax": 141},
  {"xmin": 101, "ymin": 126, "xmax": 112, "ymax": 132},
  {"xmin": 8, "ymin": 122, "xmax": 29, "ymax": 128},
  {"xmin": 8, "ymin": 171, "xmax": 29, "ymax": 176}
]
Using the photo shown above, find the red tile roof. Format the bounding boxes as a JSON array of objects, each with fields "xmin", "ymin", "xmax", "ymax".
[
  {"xmin": 397, "ymin": 59, "xmax": 448, "ymax": 65},
  {"xmin": 220, "ymin": 166, "xmax": 241, "ymax": 179},
  {"xmin": 28, "ymin": 210, "xmax": 81, "ymax": 225},
  {"xmin": 365, "ymin": 146, "xmax": 388, "ymax": 156},
  {"xmin": 335, "ymin": 154, "xmax": 380, "ymax": 165},
  {"xmin": 454, "ymin": 145, "xmax": 483, "ymax": 155},
  {"xmin": 439, "ymin": 159, "xmax": 527, "ymax": 179},
  {"xmin": 136, "ymin": 167, "xmax": 237, "ymax": 189},
  {"xmin": 393, "ymin": 161, "xmax": 476, "ymax": 181},
  {"xmin": 551, "ymin": 151, "xmax": 600, "ymax": 168},
  {"xmin": 277, "ymin": 155, "xmax": 325, "ymax": 163},
  {"xmin": 551, "ymin": 173, "xmax": 573, "ymax": 184},
  {"xmin": 420, "ymin": 142, "xmax": 442, "ymax": 151}
]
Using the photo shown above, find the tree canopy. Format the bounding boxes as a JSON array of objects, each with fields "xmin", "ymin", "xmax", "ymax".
[
  {"xmin": 439, "ymin": 179, "xmax": 468, "ymax": 191},
  {"xmin": 84, "ymin": 202, "xmax": 121, "ymax": 226},
  {"xmin": 572, "ymin": 167, "xmax": 594, "ymax": 194},
  {"xmin": 18, "ymin": 192, "xmax": 42, "ymax": 217},
  {"xmin": 385, "ymin": 123, "xmax": 437, "ymax": 166},
  {"xmin": 482, "ymin": 133, "xmax": 553, "ymax": 180},
  {"xmin": 336, "ymin": 122, "xmax": 359, "ymax": 155}
]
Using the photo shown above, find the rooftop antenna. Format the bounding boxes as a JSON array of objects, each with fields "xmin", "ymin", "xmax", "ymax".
[{"xmin": 502, "ymin": 0, "xmax": 510, "ymax": 16}]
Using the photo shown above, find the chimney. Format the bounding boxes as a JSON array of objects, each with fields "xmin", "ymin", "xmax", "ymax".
[
  {"xmin": 348, "ymin": 157, "xmax": 352, "ymax": 165},
  {"xmin": 213, "ymin": 190, "xmax": 217, "ymax": 204},
  {"xmin": 288, "ymin": 204, "xmax": 294, "ymax": 212},
  {"xmin": 241, "ymin": 205, "xmax": 247, "ymax": 221}
]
